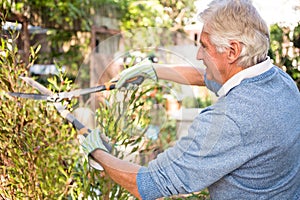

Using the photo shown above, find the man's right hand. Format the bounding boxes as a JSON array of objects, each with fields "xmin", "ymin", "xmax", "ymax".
[{"xmin": 116, "ymin": 59, "xmax": 158, "ymax": 89}]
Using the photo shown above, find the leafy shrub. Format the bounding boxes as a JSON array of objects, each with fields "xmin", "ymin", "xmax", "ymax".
[{"xmin": 0, "ymin": 23, "xmax": 86, "ymax": 199}]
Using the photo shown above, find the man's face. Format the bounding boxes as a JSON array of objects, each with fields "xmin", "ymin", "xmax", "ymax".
[{"xmin": 197, "ymin": 31, "xmax": 228, "ymax": 85}]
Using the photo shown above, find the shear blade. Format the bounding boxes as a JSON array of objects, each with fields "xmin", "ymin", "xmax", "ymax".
[{"xmin": 8, "ymin": 92, "xmax": 49, "ymax": 100}]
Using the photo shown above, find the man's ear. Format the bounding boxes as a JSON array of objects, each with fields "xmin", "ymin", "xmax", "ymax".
[{"xmin": 227, "ymin": 41, "xmax": 242, "ymax": 64}]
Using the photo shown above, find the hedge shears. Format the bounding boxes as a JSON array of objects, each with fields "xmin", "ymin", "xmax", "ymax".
[
  {"xmin": 8, "ymin": 76, "xmax": 144, "ymax": 103},
  {"xmin": 8, "ymin": 76, "xmax": 144, "ymax": 153}
]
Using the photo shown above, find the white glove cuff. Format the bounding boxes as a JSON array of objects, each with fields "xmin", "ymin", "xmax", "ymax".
[{"xmin": 88, "ymin": 157, "xmax": 104, "ymax": 171}]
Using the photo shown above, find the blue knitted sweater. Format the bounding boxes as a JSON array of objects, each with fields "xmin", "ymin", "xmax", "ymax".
[{"xmin": 137, "ymin": 61, "xmax": 300, "ymax": 199}]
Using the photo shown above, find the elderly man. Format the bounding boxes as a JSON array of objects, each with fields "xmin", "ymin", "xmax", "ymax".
[{"xmin": 81, "ymin": 0, "xmax": 300, "ymax": 199}]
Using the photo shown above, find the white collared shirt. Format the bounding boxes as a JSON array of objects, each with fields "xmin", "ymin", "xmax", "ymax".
[{"xmin": 217, "ymin": 57, "xmax": 273, "ymax": 97}]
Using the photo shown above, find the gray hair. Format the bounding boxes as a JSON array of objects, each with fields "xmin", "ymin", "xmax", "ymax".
[{"xmin": 198, "ymin": 0, "xmax": 270, "ymax": 68}]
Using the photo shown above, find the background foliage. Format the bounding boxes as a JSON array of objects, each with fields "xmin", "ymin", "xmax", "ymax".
[
  {"xmin": 269, "ymin": 23, "xmax": 300, "ymax": 89},
  {"xmin": 0, "ymin": 0, "xmax": 195, "ymax": 79}
]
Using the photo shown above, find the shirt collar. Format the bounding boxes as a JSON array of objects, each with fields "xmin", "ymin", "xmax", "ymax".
[{"xmin": 217, "ymin": 57, "xmax": 273, "ymax": 97}]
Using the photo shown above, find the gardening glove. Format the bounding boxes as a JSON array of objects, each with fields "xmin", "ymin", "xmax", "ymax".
[
  {"xmin": 78, "ymin": 129, "xmax": 109, "ymax": 171},
  {"xmin": 116, "ymin": 58, "xmax": 158, "ymax": 89}
]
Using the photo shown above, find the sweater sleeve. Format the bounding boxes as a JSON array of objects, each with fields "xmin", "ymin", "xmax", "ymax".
[
  {"xmin": 136, "ymin": 106, "xmax": 247, "ymax": 199},
  {"xmin": 137, "ymin": 167, "xmax": 163, "ymax": 200}
]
